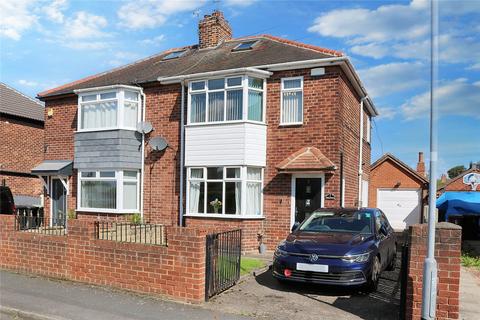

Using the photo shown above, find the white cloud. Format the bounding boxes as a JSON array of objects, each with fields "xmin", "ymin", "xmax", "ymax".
[
  {"xmin": 18, "ymin": 79, "xmax": 39, "ymax": 87},
  {"xmin": 402, "ymin": 79, "xmax": 480, "ymax": 119},
  {"xmin": 42, "ymin": 0, "xmax": 67, "ymax": 23},
  {"xmin": 359, "ymin": 62, "xmax": 427, "ymax": 98},
  {"xmin": 467, "ymin": 63, "xmax": 480, "ymax": 70},
  {"xmin": 308, "ymin": 1, "xmax": 428, "ymax": 43},
  {"xmin": 350, "ymin": 43, "xmax": 390, "ymax": 59},
  {"xmin": 139, "ymin": 34, "xmax": 165, "ymax": 46},
  {"xmin": 376, "ymin": 107, "xmax": 398, "ymax": 120},
  {"xmin": 118, "ymin": 0, "xmax": 205, "ymax": 30},
  {"xmin": 108, "ymin": 51, "xmax": 143, "ymax": 67},
  {"xmin": 0, "ymin": 0, "xmax": 37, "ymax": 40},
  {"xmin": 63, "ymin": 11, "xmax": 108, "ymax": 39},
  {"xmin": 224, "ymin": 0, "xmax": 257, "ymax": 6}
]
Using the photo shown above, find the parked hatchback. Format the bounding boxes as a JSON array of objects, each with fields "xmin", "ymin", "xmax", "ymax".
[
  {"xmin": 272, "ymin": 208, "xmax": 396, "ymax": 292},
  {"xmin": 0, "ymin": 186, "xmax": 16, "ymax": 215}
]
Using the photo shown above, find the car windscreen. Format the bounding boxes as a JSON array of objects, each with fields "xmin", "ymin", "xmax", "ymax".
[{"xmin": 299, "ymin": 211, "xmax": 373, "ymax": 234}]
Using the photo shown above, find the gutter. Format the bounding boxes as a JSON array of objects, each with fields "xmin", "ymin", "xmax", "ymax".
[{"xmin": 73, "ymin": 84, "xmax": 143, "ymax": 94}]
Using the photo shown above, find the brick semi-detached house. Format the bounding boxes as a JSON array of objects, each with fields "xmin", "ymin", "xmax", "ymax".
[
  {"xmin": 0, "ymin": 82, "xmax": 44, "ymax": 207},
  {"xmin": 35, "ymin": 11, "xmax": 377, "ymax": 251}
]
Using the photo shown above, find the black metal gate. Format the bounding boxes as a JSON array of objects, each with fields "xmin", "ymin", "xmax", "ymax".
[
  {"xmin": 399, "ymin": 243, "xmax": 410, "ymax": 320},
  {"xmin": 205, "ymin": 229, "xmax": 242, "ymax": 300}
]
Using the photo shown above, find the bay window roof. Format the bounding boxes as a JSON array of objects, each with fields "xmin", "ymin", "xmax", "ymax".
[{"xmin": 277, "ymin": 147, "xmax": 336, "ymax": 173}]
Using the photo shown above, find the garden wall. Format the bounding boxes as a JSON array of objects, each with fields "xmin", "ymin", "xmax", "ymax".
[
  {"xmin": 0, "ymin": 214, "xmax": 210, "ymax": 303},
  {"xmin": 406, "ymin": 222, "xmax": 461, "ymax": 320}
]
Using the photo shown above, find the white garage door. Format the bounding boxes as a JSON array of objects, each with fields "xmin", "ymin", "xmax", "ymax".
[{"xmin": 377, "ymin": 189, "xmax": 421, "ymax": 230}]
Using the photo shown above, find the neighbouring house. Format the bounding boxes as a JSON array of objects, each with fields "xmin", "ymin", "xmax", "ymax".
[
  {"xmin": 437, "ymin": 164, "xmax": 480, "ymax": 239},
  {"xmin": 369, "ymin": 152, "xmax": 428, "ymax": 230},
  {"xmin": 0, "ymin": 82, "xmax": 45, "ymax": 208},
  {"xmin": 34, "ymin": 10, "xmax": 377, "ymax": 251}
]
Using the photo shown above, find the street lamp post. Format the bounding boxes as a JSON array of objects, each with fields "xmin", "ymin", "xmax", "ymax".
[{"xmin": 421, "ymin": 0, "xmax": 439, "ymax": 319}]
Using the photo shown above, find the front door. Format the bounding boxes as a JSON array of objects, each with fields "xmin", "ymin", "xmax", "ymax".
[
  {"xmin": 51, "ymin": 179, "xmax": 66, "ymax": 226},
  {"xmin": 295, "ymin": 178, "xmax": 322, "ymax": 224}
]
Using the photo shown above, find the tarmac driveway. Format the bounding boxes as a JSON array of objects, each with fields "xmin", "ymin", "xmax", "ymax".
[{"xmin": 204, "ymin": 258, "xmax": 402, "ymax": 320}]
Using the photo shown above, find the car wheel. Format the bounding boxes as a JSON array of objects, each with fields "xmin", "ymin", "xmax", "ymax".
[
  {"xmin": 386, "ymin": 247, "xmax": 397, "ymax": 271},
  {"xmin": 365, "ymin": 256, "xmax": 381, "ymax": 292}
]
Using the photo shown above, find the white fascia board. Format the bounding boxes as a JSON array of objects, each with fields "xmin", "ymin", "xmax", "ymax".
[
  {"xmin": 73, "ymin": 85, "xmax": 143, "ymax": 95},
  {"xmin": 158, "ymin": 67, "xmax": 273, "ymax": 84}
]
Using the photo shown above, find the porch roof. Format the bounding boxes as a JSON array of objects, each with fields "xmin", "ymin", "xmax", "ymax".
[
  {"xmin": 276, "ymin": 147, "xmax": 336, "ymax": 173},
  {"xmin": 31, "ymin": 160, "xmax": 73, "ymax": 176}
]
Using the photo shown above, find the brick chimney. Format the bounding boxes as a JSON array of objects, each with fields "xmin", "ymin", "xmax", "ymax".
[
  {"xmin": 416, "ymin": 152, "xmax": 426, "ymax": 177},
  {"xmin": 198, "ymin": 10, "xmax": 232, "ymax": 49},
  {"xmin": 440, "ymin": 173, "xmax": 448, "ymax": 184}
]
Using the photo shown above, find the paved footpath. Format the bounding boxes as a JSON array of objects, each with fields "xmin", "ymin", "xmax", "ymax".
[
  {"xmin": 0, "ymin": 270, "xmax": 250, "ymax": 320},
  {"xmin": 460, "ymin": 267, "xmax": 480, "ymax": 320}
]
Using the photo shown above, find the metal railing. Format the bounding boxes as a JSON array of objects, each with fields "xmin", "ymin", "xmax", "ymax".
[
  {"xmin": 205, "ymin": 229, "xmax": 242, "ymax": 300},
  {"xmin": 94, "ymin": 221, "xmax": 167, "ymax": 246},
  {"xmin": 15, "ymin": 208, "xmax": 66, "ymax": 236}
]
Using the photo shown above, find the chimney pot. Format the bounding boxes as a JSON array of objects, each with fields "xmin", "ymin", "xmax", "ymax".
[
  {"xmin": 198, "ymin": 10, "xmax": 232, "ymax": 49},
  {"xmin": 416, "ymin": 151, "xmax": 426, "ymax": 177}
]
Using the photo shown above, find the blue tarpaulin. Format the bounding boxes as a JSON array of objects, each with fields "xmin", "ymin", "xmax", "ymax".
[{"xmin": 436, "ymin": 191, "xmax": 480, "ymax": 220}]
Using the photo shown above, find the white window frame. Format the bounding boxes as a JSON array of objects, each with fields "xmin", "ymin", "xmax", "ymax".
[
  {"xmin": 77, "ymin": 88, "xmax": 142, "ymax": 132},
  {"xmin": 280, "ymin": 76, "xmax": 304, "ymax": 126},
  {"xmin": 77, "ymin": 170, "xmax": 140, "ymax": 213},
  {"xmin": 185, "ymin": 166, "xmax": 264, "ymax": 219},
  {"xmin": 187, "ymin": 75, "xmax": 266, "ymax": 126}
]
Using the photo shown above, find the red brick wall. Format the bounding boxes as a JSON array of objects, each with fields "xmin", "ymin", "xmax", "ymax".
[
  {"xmin": 406, "ymin": 223, "xmax": 461, "ymax": 320},
  {"xmin": 186, "ymin": 217, "xmax": 263, "ymax": 252},
  {"xmin": 369, "ymin": 159, "xmax": 427, "ymax": 208},
  {"xmin": 0, "ymin": 214, "xmax": 207, "ymax": 303},
  {"xmin": 0, "ymin": 115, "xmax": 44, "ymax": 197},
  {"xmin": 41, "ymin": 66, "xmax": 369, "ymax": 253}
]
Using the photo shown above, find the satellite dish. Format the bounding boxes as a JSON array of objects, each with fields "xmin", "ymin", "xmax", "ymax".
[
  {"xmin": 136, "ymin": 121, "xmax": 153, "ymax": 134},
  {"xmin": 149, "ymin": 136, "xmax": 168, "ymax": 151}
]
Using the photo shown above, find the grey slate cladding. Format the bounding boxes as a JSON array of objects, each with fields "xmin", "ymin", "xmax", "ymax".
[{"xmin": 74, "ymin": 130, "xmax": 142, "ymax": 170}]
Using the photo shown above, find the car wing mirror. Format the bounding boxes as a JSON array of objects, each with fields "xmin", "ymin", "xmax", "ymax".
[
  {"xmin": 291, "ymin": 222, "xmax": 300, "ymax": 232},
  {"xmin": 380, "ymin": 225, "xmax": 388, "ymax": 236}
]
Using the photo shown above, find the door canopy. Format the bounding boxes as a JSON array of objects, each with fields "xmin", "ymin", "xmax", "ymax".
[{"xmin": 276, "ymin": 147, "xmax": 336, "ymax": 173}]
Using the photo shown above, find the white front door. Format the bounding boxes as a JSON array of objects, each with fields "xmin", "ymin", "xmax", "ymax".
[{"xmin": 377, "ymin": 189, "xmax": 421, "ymax": 230}]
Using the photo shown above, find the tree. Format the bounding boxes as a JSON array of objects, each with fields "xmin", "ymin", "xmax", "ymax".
[{"xmin": 447, "ymin": 165, "xmax": 466, "ymax": 179}]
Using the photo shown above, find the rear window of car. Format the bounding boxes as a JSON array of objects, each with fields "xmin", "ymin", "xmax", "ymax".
[{"xmin": 299, "ymin": 210, "xmax": 373, "ymax": 234}]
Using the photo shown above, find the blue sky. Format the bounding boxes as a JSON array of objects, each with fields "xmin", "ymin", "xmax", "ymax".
[{"xmin": 1, "ymin": 0, "xmax": 479, "ymax": 174}]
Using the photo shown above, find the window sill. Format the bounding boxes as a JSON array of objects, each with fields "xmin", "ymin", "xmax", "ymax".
[
  {"xmin": 74, "ymin": 127, "xmax": 137, "ymax": 133},
  {"xmin": 76, "ymin": 208, "xmax": 138, "ymax": 214},
  {"xmin": 185, "ymin": 120, "xmax": 267, "ymax": 127},
  {"xmin": 184, "ymin": 214, "xmax": 265, "ymax": 220},
  {"xmin": 279, "ymin": 122, "xmax": 303, "ymax": 127}
]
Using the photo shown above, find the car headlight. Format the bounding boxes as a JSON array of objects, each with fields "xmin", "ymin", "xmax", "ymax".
[
  {"xmin": 342, "ymin": 252, "xmax": 370, "ymax": 263},
  {"xmin": 274, "ymin": 247, "xmax": 289, "ymax": 257}
]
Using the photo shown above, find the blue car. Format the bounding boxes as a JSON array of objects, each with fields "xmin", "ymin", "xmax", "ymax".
[{"xmin": 272, "ymin": 208, "xmax": 397, "ymax": 292}]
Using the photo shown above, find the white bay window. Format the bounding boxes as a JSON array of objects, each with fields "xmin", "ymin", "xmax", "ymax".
[
  {"xmin": 187, "ymin": 166, "xmax": 263, "ymax": 217},
  {"xmin": 77, "ymin": 87, "xmax": 141, "ymax": 131},
  {"xmin": 188, "ymin": 76, "xmax": 265, "ymax": 124},
  {"xmin": 78, "ymin": 170, "xmax": 139, "ymax": 213}
]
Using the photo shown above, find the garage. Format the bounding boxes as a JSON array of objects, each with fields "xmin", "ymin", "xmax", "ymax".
[
  {"xmin": 369, "ymin": 153, "xmax": 428, "ymax": 231},
  {"xmin": 377, "ymin": 189, "xmax": 422, "ymax": 230}
]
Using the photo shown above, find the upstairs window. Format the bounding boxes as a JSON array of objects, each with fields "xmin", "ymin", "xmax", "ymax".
[
  {"xmin": 281, "ymin": 77, "xmax": 303, "ymax": 125},
  {"xmin": 78, "ymin": 88, "xmax": 141, "ymax": 131},
  {"xmin": 163, "ymin": 50, "xmax": 186, "ymax": 60},
  {"xmin": 189, "ymin": 76, "xmax": 264, "ymax": 124},
  {"xmin": 233, "ymin": 41, "xmax": 258, "ymax": 51},
  {"xmin": 366, "ymin": 115, "xmax": 371, "ymax": 143}
]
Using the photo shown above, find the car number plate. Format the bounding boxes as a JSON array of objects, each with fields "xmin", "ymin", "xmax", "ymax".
[{"xmin": 296, "ymin": 263, "xmax": 329, "ymax": 273}]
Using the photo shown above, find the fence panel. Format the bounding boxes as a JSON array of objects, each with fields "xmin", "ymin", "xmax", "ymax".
[
  {"xmin": 205, "ymin": 229, "xmax": 242, "ymax": 300},
  {"xmin": 94, "ymin": 221, "xmax": 167, "ymax": 246}
]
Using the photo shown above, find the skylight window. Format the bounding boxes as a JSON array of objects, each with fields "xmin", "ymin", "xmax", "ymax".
[
  {"xmin": 163, "ymin": 50, "xmax": 186, "ymax": 60},
  {"xmin": 233, "ymin": 41, "xmax": 257, "ymax": 52}
]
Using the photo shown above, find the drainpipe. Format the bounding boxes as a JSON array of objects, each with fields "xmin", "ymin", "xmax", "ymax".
[
  {"xmin": 179, "ymin": 81, "xmax": 185, "ymax": 227},
  {"xmin": 339, "ymin": 151, "xmax": 344, "ymax": 208},
  {"xmin": 358, "ymin": 96, "xmax": 368, "ymax": 207},
  {"xmin": 140, "ymin": 90, "xmax": 146, "ymax": 222}
]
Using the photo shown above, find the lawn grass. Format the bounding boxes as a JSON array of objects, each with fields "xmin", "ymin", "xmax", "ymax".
[
  {"xmin": 240, "ymin": 257, "xmax": 266, "ymax": 275},
  {"xmin": 461, "ymin": 251, "xmax": 480, "ymax": 270}
]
